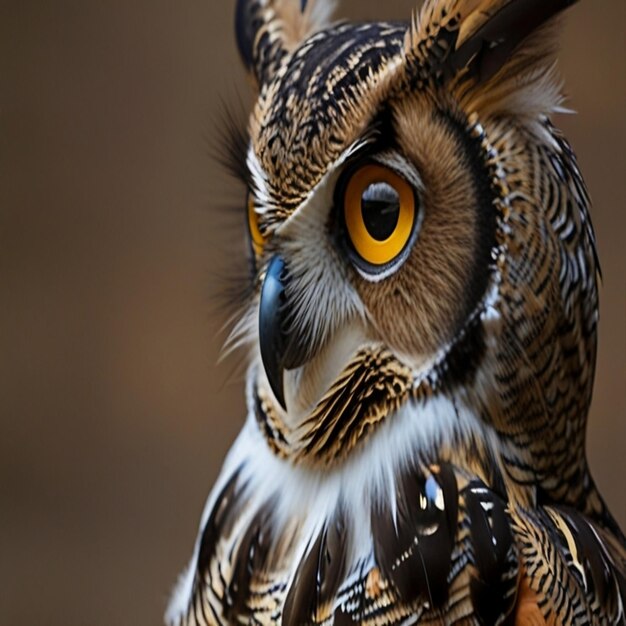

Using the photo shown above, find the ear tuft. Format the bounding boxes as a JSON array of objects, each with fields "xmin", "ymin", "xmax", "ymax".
[
  {"xmin": 402, "ymin": 0, "xmax": 578, "ymax": 118},
  {"xmin": 404, "ymin": 0, "xmax": 579, "ymax": 82},
  {"xmin": 235, "ymin": 0, "xmax": 337, "ymax": 89},
  {"xmin": 449, "ymin": 0, "xmax": 578, "ymax": 83}
]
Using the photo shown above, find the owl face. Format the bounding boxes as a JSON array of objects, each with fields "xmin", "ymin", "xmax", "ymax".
[
  {"xmin": 249, "ymin": 100, "xmax": 494, "ymax": 409},
  {"xmin": 229, "ymin": 0, "xmax": 598, "ymax": 477}
]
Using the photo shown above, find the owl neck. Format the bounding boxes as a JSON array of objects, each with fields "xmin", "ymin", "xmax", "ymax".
[{"xmin": 247, "ymin": 373, "xmax": 513, "ymax": 506}]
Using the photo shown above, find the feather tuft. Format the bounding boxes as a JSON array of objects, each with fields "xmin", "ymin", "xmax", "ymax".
[{"xmin": 212, "ymin": 96, "xmax": 251, "ymax": 187}]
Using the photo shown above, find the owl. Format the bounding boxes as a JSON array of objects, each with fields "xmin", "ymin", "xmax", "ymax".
[{"xmin": 166, "ymin": 1, "xmax": 626, "ymax": 624}]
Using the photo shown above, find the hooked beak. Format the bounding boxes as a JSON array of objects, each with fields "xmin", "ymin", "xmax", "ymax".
[{"xmin": 258, "ymin": 255, "xmax": 309, "ymax": 411}]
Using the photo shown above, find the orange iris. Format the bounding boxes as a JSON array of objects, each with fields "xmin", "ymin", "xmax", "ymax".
[
  {"xmin": 247, "ymin": 195, "xmax": 265, "ymax": 256},
  {"xmin": 343, "ymin": 163, "xmax": 416, "ymax": 266}
]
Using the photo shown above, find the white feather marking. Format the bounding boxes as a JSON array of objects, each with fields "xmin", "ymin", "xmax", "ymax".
[
  {"xmin": 305, "ymin": 0, "xmax": 338, "ymax": 32},
  {"xmin": 247, "ymin": 149, "xmax": 274, "ymax": 213}
]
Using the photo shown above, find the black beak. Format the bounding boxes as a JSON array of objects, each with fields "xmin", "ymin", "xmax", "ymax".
[{"xmin": 258, "ymin": 255, "xmax": 309, "ymax": 411}]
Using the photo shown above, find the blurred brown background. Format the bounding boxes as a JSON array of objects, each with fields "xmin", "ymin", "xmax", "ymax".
[{"xmin": 0, "ymin": 2, "xmax": 623, "ymax": 625}]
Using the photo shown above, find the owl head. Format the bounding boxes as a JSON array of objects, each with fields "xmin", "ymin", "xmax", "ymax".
[{"xmin": 228, "ymin": 0, "xmax": 599, "ymax": 509}]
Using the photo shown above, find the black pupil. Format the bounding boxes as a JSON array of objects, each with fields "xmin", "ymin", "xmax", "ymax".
[{"xmin": 361, "ymin": 182, "xmax": 401, "ymax": 241}]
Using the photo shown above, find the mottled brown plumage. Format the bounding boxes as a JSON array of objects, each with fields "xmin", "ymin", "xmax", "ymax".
[{"xmin": 167, "ymin": 1, "xmax": 625, "ymax": 624}]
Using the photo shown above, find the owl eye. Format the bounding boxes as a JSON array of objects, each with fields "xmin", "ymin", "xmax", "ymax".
[
  {"xmin": 247, "ymin": 195, "xmax": 265, "ymax": 256},
  {"xmin": 342, "ymin": 163, "xmax": 417, "ymax": 269}
]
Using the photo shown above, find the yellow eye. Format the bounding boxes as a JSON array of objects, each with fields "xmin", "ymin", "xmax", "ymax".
[
  {"xmin": 343, "ymin": 163, "xmax": 416, "ymax": 267},
  {"xmin": 247, "ymin": 195, "xmax": 265, "ymax": 256}
]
